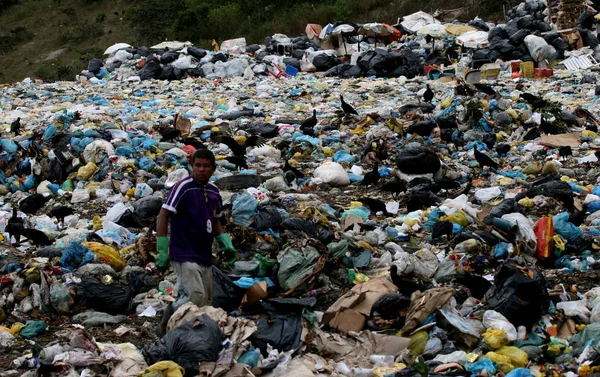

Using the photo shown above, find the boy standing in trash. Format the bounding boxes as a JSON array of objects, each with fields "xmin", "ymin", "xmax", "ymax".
[{"xmin": 155, "ymin": 148, "xmax": 237, "ymax": 334}]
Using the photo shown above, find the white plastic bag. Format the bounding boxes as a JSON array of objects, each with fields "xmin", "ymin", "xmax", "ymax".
[
  {"xmin": 165, "ymin": 169, "xmax": 190, "ymax": 189},
  {"xmin": 474, "ymin": 186, "xmax": 502, "ymax": 202},
  {"xmin": 220, "ymin": 37, "xmax": 247, "ymax": 54},
  {"xmin": 313, "ymin": 162, "xmax": 350, "ymax": 186},
  {"xmin": 557, "ymin": 300, "xmax": 591, "ymax": 323},
  {"xmin": 171, "ymin": 55, "xmax": 193, "ymax": 69},
  {"xmin": 105, "ymin": 202, "xmax": 128, "ymax": 222},
  {"xmin": 135, "ymin": 183, "xmax": 153, "ymax": 199},
  {"xmin": 71, "ymin": 188, "xmax": 90, "ymax": 204},
  {"xmin": 524, "ymin": 35, "xmax": 557, "ymax": 62},
  {"xmin": 482, "ymin": 310, "xmax": 518, "ymax": 341}
]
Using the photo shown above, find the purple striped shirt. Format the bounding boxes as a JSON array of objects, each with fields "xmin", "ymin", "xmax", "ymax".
[{"xmin": 162, "ymin": 176, "xmax": 222, "ymax": 266}]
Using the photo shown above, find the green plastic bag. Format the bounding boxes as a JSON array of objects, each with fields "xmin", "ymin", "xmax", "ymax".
[{"xmin": 21, "ymin": 320, "xmax": 46, "ymax": 339}]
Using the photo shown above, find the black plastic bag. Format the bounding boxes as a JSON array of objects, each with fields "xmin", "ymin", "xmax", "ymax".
[
  {"xmin": 576, "ymin": 27, "xmax": 600, "ymax": 48},
  {"xmin": 245, "ymin": 44, "xmax": 261, "ymax": 54},
  {"xmin": 509, "ymin": 29, "xmax": 531, "ymax": 46},
  {"xmin": 488, "ymin": 27, "xmax": 508, "ymax": 44},
  {"xmin": 142, "ymin": 314, "xmax": 222, "ymax": 376},
  {"xmin": 396, "ymin": 147, "xmax": 441, "ymax": 174},
  {"xmin": 312, "ymin": 54, "xmax": 341, "ymax": 71},
  {"xmin": 535, "ymin": 21, "xmax": 552, "ymax": 32},
  {"xmin": 127, "ymin": 270, "xmax": 159, "ymax": 294},
  {"xmin": 132, "ymin": 196, "xmax": 163, "ymax": 227},
  {"xmin": 36, "ymin": 247, "xmax": 63, "ymax": 258},
  {"xmin": 373, "ymin": 293, "xmax": 411, "ymax": 319},
  {"xmin": 517, "ymin": 15, "xmax": 534, "ymax": 29},
  {"xmin": 212, "ymin": 267, "xmax": 245, "ymax": 312},
  {"xmin": 251, "ymin": 315, "xmax": 302, "ymax": 356},
  {"xmin": 159, "ymin": 51, "xmax": 179, "ymax": 64},
  {"xmin": 87, "ymin": 59, "xmax": 103, "ymax": 74},
  {"xmin": 255, "ymin": 206, "xmax": 283, "ymax": 231},
  {"xmin": 211, "ymin": 52, "xmax": 228, "ymax": 63},
  {"xmin": 579, "ymin": 11, "xmax": 595, "ymax": 30},
  {"xmin": 483, "ymin": 261, "xmax": 549, "ymax": 327},
  {"xmin": 489, "ymin": 40, "xmax": 516, "ymax": 55},
  {"xmin": 139, "ymin": 58, "xmax": 162, "ymax": 81},
  {"xmin": 524, "ymin": 179, "xmax": 574, "ymax": 211},
  {"xmin": 187, "ymin": 46, "xmax": 207, "ymax": 59},
  {"xmin": 340, "ymin": 64, "xmax": 365, "ymax": 78},
  {"xmin": 468, "ymin": 18, "xmax": 489, "ymax": 31},
  {"xmin": 77, "ymin": 277, "xmax": 132, "ymax": 315},
  {"xmin": 283, "ymin": 57, "xmax": 300, "ymax": 69}
]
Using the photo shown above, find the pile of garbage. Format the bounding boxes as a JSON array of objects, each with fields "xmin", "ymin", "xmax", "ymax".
[{"xmin": 4, "ymin": 2, "xmax": 600, "ymax": 376}]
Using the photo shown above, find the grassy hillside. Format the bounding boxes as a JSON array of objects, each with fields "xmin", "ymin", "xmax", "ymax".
[{"xmin": 0, "ymin": 0, "xmax": 504, "ymax": 84}]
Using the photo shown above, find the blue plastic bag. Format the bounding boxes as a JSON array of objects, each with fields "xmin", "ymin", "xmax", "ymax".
[
  {"xmin": 61, "ymin": 242, "xmax": 95, "ymax": 271},
  {"xmin": 553, "ymin": 212, "xmax": 582, "ymax": 243},
  {"xmin": 505, "ymin": 368, "xmax": 533, "ymax": 377},
  {"xmin": 232, "ymin": 194, "xmax": 258, "ymax": 226},
  {"xmin": 333, "ymin": 150, "xmax": 356, "ymax": 164},
  {"xmin": 493, "ymin": 242, "xmax": 511, "ymax": 259},
  {"xmin": 115, "ymin": 146, "xmax": 136, "ymax": 158},
  {"xmin": 466, "ymin": 358, "xmax": 496, "ymax": 376}
]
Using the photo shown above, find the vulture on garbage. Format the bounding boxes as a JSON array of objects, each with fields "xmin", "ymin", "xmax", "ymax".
[
  {"xmin": 340, "ymin": 95, "xmax": 359, "ymax": 116},
  {"xmin": 423, "ymin": 84, "xmax": 434, "ymax": 103},
  {"xmin": 474, "ymin": 147, "xmax": 498, "ymax": 171},
  {"xmin": 300, "ymin": 109, "xmax": 317, "ymax": 136},
  {"xmin": 360, "ymin": 163, "xmax": 380, "ymax": 187}
]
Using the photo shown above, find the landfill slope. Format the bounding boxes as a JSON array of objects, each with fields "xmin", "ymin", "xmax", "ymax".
[{"xmin": 4, "ymin": 4, "xmax": 600, "ymax": 377}]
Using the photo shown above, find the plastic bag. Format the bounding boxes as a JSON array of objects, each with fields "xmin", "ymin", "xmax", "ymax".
[
  {"xmin": 61, "ymin": 241, "xmax": 95, "ymax": 270},
  {"xmin": 466, "ymin": 358, "xmax": 496, "ymax": 376},
  {"xmin": 534, "ymin": 217, "xmax": 554, "ymax": 259},
  {"xmin": 142, "ymin": 314, "xmax": 221, "ymax": 376},
  {"xmin": 135, "ymin": 183, "xmax": 154, "ymax": 199},
  {"xmin": 524, "ymin": 35, "xmax": 557, "ymax": 62},
  {"xmin": 496, "ymin": 346, "xmax": 528, "ymax": 368},
  {"xmin": 50, "ymin": 280, "xmax": 74, "ymax": 313},
  {"xmin": 250, "ymin": 315, "xmax": 302, "ymax": 356},
  {"xmin": 71, "ymin": 188, "xmax": 90, "ymax": 204},
  {"xmin": 313, "ymin": 162, "xmax": 350, "ymax": 186},
  {"xmin": 277, "ymin": 246, "xmax": 320, "ymax": 291},
  {"xmin": 232, "ymin": 193, "xmax": 259, "ymax": 226},
  {"xmin": 475, "ymin": 186, "xmax": 502, "ymax": 202},
  {"xmin": 556, "ymin": 300, "xmax": 590, "ymax": 323},
  {"xmin": 483, "ymin": 328, "xmax": 509, "ymax": 349},
  {"xmin": 211, "ymin": 267, "xmax": 245, "ymax": 312},
  {"xmin": 483, "ymin": 262, "xmax": 549, "ymax": 327},
  {"xmin": 483, "ymin": 310, "xmax": 518, "ymax": 341},
  {"xmin": 77, "ymin": 276, "xmax": 132, "ymax": 315},
  {"xmin": 553, "ymin": 212, "xmax": 582, "ymax": 243},
  {"xmin": 20, "ymin": 320, "xmax": 46, "ymax": 339},
  {"xmin": 83, "ymin": 242, "xmax": 126, "ymax": 271}
]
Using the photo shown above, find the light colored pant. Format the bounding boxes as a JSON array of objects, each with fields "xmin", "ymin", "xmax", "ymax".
[{"xmin": 172, "ymin": 261, "xmax": 213, "ymax": 312}]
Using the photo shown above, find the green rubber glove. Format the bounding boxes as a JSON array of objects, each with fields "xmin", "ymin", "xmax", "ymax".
[
  {"xmin": 156, "ymin": 236, "xmax": 170, "ymax": 268},
  {"xmin": 216, "ymin": 233, "xmax": 237, "ymax": 266}
]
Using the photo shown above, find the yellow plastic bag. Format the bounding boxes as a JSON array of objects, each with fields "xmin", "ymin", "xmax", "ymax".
[
  {"xmin": 141, "ymin": 361, "xmax": 185, "ymax": 377},
  {"xmin": 505, "ymin": 108, "xmax": 519, "ymax": 120},
  {"xmin": 408, "ymin": 331, "xmax": 428, "ymax": 354},
  {"xmin": 518, "ymin": 197, "xmax": 535, "ymax": 208},
  {"xmin": 583, "ymin": 130, "xmax": 598, "ymax": 139},
  {"xmin": 482, "ymin": 328, "xmax": 509, "ymax": 349},
  {"xmin": 440, "ymin": 210, "xmax": 469, "ymax": 227},
  {"xmin": 496, "ymin": 346, "xmax": 528, "ymax": 368},
  {"xmin": 76, "ymin": 162, "xmax": 97, "ymax": 180},
  {"xmin": 322, "ymin": 147, "xmax": 334, "ymax": 157},
  {"xmin": 484, "ymin": 352, "xmax": 514, "ymax": 373},
  {"xmin": 441, "ymin": 96, "xmax": 453, "ymax": 109},
  {"xmin": 8, "ymin": 323, "xmax": 24, "ymax": 336},
  {"xmin": 83, "ymin": 242, "xmax": 126, "ymax": 271}
]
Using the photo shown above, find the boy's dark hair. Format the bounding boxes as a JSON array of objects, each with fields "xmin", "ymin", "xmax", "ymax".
[{"xmin": 192, "ymin": 148, "xmax": 216, "ymax": 168}]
